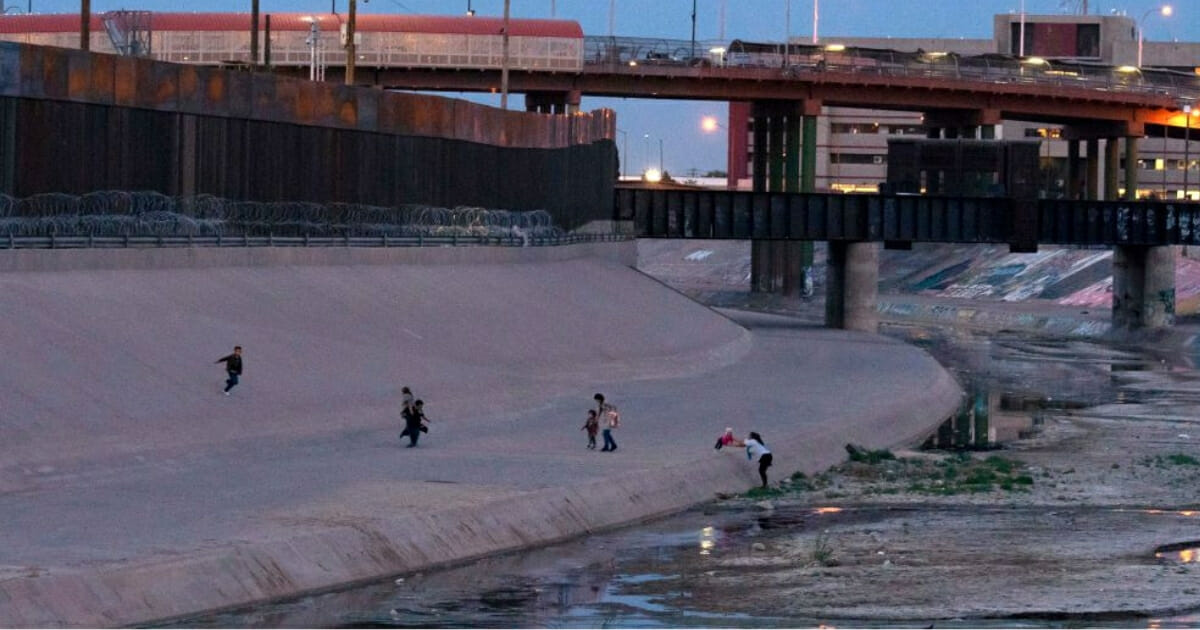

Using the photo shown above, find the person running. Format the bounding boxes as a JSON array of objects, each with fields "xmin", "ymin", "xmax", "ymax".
[
  {"xmin": 215, "ymin": 346, "xmax": 243, "ymax": 395},
  {"xmin": 744, "ymin": 431, "xmax": 773, "ymax": 488},
  {"xmin": 399, "ymin": 386, "xmax": 415, "ymax": 442},
  {"xmin": 594, "ymin": 393, "xmax": 620, "ymax": 452},
  {"xmin": 581, "ymin": 409, "xmax": 599, "ymax": 450},
  {"xmin": 400, "ymin": 399, "xmax": 429, "ymax": 448}
]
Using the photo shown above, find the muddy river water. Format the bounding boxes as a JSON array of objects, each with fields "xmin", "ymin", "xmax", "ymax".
[{"xmin": 171, "ymin": 318, "xmax": 1200, "ymax": 628}]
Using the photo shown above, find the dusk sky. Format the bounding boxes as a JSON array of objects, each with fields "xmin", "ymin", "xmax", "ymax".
[{"xmin": 16, "ymin": 0, "xmax": 1200, "ymax": 175}]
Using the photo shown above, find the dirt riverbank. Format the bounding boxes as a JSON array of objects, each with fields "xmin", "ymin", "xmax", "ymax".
[{"xmin": 646, "ymin": 329, "xmax": 1200, "ymax": 624}]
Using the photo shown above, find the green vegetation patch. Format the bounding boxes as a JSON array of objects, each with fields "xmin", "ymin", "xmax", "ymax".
[
  {"xmin": 1141, "ymin": 453, "xmax": 1200, "ymax": 468},
  {"xmin": 785, "ymin": 450, "xmax": 1034, "ymax": 498}
]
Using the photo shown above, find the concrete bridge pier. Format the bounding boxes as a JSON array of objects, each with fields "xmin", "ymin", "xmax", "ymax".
[
  {"xmin": 1112, "ymin": 245, "xmax": 1176, "ymax": 330},
  {"xmin": 1111, "ymin": 133, "xmax": 1174, "ymax": 329},
  {"xmin": 1086, "ymin": 138, "xmax": 1101, "ymax": 200},
  {"xmin": 749, "ymin": 100, "xmax": 817, "ymax": 297},
  {"xmin": 1068, "ymin": 122, "xmax": 1145, "ymax": 201},
  {"xmin": 1105, "ymin": 137, "xmax": 1122, "ymax": 200},
  {"xmin": 1066, "ymin": 140, "xmax": 1081, "ymax": 199},
  {"xmin": 825, "ymin": 241, "xmax": 879, "ymax": 332}
]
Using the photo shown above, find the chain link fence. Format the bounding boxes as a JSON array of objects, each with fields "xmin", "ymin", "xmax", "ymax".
[{"xmin": 0, "ymin": 191, "xmax": 564, "ymax": 239}]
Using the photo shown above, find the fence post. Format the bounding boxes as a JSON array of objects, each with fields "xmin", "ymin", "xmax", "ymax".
[
  {"xmin": 383, "ymin": 233, "xmax": 388, "ymax": 248},
  {"xmin": 124, "ymin": 234, "xmax": 130, "ymax": 248},
  {"xmin": 418, "ymin": 234, "xmax": 423, "ymax": 247},
  {"xmin": 217, "ymin": 233, "xmax": 223, "ymax": 247},
  {"xmin": 304, "ymin": 233, "xmax": 310, "ymax": 247},
  {"xmin": 49, "ymin": 233, "xmax": 55, "ymax": 249},
  {"xmin": 244, "ymin": 234, "xmax": 249, "ymax": 248},
  {"xmin": 88, "ymin": 233, "xmax": 94, "ymax": 248},
  {"xmin": 345, "ymin": 233, "xmax": 350, "ymax": 247},
  {"xmin": 452, "ymin": 233, "xmax": 458, "ymax": 246},
  {"xmin": 268, "ymin": 232, "xmax": 274, "ymax": 247}
]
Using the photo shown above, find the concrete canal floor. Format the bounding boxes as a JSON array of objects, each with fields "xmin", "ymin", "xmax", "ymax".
[
  {"xmin": 0, "ymin": 244, "xmax": 961, "ymax": 628},
  {"xmin": 181, "ymin": 243, "xmax": 1200, "ymax": 627}
]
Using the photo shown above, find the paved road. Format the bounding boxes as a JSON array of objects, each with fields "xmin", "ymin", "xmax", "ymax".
[{"xmin": 0, "ymin": 247, "xmax": 960, "ymax": 627}]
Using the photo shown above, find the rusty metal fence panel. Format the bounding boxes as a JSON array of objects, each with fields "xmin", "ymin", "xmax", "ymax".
[{"xmin": 2, "ymin": 96, "xmax": 617, "ymax": 231}]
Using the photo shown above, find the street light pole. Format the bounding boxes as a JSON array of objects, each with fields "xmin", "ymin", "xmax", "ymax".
[
  {"xmin": 1019, "ymin": 0, "xmax": 1025, "ymax": 56},
  {"xmin": 785, "ymin": 0, "xmax": 791, "ymax": 67},
  {"xmin": 643, "ymin": 133, "xmax": 650, "ymax": 173},
  {"xmin": 1138, "ymin": 5, "xmax": 1173, "ymax": 68},
  {"xmin": 659, "ymin": 138, "xmax": 664, "ymax": 172},
  {"xmin": 811, "ymin": 0, "xmax": 818, "ymax": 44},
  {"xmin": 1186, "ymin": 105, "xmax": 1193, "ymax": 200},
  {"xmin": 617, "ymin": 129, "xmax": 628, "ymax": 179},
  {"xmin": 690, "ymin": 0, "xmax": 696, "ymax": 60}
]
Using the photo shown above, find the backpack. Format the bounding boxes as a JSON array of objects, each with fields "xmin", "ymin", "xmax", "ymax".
[{"xmin": 607, "ymin": 409, "xmax": 621, "ymax": 428}]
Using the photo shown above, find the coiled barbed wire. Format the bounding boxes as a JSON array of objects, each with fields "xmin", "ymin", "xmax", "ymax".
[{"xmin": 0, "ymin": 192, "xmax": 564, "ymax": 238}]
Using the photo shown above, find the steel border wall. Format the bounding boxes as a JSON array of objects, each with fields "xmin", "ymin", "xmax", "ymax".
[{"xmin": 0, "ymin": 42, "xmax": 617, "ymax": 231}]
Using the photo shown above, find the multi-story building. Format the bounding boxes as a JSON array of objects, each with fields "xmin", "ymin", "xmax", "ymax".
[{"xmin": 727, "ymin": 13, "xmax": 1200, "ymax": 200}]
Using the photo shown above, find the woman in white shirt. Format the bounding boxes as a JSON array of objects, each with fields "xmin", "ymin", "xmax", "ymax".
[{"xmin": 744, "ymin": 432, "xmax": 773, "ymax": 488}]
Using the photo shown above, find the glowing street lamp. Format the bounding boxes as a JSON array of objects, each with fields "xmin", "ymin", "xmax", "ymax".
[
  {"xmin": 700, "ymin": 115, "xmax": 724, "ymax": 133},
  {"xmin": 643, "ymin": 168, "xmax": 663, "ymax": 183},
  {"xmin": 1137, "ymin": 4, "xmax": 1173, "ymax": 68}
]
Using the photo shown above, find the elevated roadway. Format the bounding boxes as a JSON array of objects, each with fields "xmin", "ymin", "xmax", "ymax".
[{"xmin": 360, "ymin": 61, "xmax": 1188, "ymax": 131}]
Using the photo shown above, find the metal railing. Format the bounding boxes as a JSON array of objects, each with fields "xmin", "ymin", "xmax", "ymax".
[{"xmin": 0, "ymin": 232, "xmax": 630, "ymax": 250}]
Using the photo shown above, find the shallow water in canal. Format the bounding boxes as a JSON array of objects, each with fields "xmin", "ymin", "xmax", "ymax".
[{"xmin": 172, "ymin": 322, "xmax": 1200, "ymax": 628}]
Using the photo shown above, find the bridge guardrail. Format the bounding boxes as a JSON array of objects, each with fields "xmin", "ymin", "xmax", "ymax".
[
  {"xmin": 0, "ymin": 232, "xmax": 632, "ymax": 250},
  {"xmin": 584, "ymin": 36, "xmax": 1200, "ymax": 102}
]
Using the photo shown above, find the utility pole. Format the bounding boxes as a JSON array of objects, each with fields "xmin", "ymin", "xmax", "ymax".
[
  {"xmin": 344, "ymin": 0, "xmax": 356, "ymax": 84},
  {"xmin": 500, "ymin": 0, "xmax": 511, "ymax": 109},
  {"xmin": 250, "ymin": 0, "xmax": 259, "ymax": 68},
  {"xmin": 80, "ymin": 0, "xmax": 89, "ymax": 50}
]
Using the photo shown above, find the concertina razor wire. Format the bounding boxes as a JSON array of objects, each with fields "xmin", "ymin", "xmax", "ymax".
[{"xmin": 0, "ymin": 191, "xmax": 563, "ymax": 239}]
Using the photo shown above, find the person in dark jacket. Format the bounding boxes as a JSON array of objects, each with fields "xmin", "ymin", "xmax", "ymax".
[
  {"xmin": 215, "ymin": 346, "xmax": 243, "ymax": 395},
  {"xmin": 400, "ymin": 399, "xmax": 430, "ymax": 447}
]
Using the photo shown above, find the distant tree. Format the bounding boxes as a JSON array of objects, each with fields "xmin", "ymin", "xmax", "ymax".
[{"xmin": 704, "ymin": 169, "xmax": 728, "ymax": 178}]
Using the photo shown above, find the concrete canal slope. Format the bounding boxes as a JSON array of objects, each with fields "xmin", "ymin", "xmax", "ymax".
[{"xmin": 0, "ymin": 243, "xmax": 961, "ymax": 627}]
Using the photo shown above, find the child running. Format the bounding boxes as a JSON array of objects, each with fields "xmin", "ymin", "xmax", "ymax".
[{"xmin": 581, "ymin": 409, "xmax": 599, "ymax": 450}]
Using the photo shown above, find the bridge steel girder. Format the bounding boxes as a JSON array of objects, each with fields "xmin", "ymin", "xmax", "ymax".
[
  {"xmin": 616, "ymin": 188, "xmax": 1200, "ymax": 249},
  {"xmin": 344, "ymin": 66, "xmax": 1184, "ymax": 128}
]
